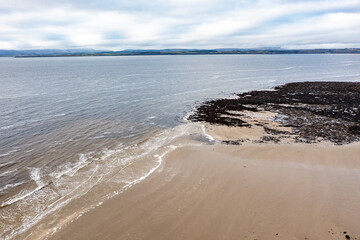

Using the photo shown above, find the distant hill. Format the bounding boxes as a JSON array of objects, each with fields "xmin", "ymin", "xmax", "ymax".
[
  {"xmin": 0, "ymin": 49, "xmax": 102, "ymax": 57},
  {"xmin": 1, "ymin": 48, "xmax": 360, "ymax": 57}
]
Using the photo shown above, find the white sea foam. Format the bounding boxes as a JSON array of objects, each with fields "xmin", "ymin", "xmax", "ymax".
[
  {"xmin": 0, "ymin": 162, "xmax": 14, "ymax": 168},
  {"xmin": 0, "ymin": 181, "xmax": 25, "ymax": 193},
  {"xmin": 0, "ymin": 168, "xmax": 46, "ymax": 207},
  {"xmin": 30, "ymin": 168, "xmax": 42, "ymax": 185},
  {"xmin": 201, "ymin": 124, "xmax": 216, "ymax": 142},
  {"xmin": 2, "ymin": 123, "xmax": 208, "ymax": 240},
  {"xmin": 0, "ymin": 124, "xmax": 16, "ymax": 130},
  {"xmin": 53, "ymin": 113, "xmax": 66, "ymax": 117},
  {"xmin": 2, "ymin": 194, "xmax": 74, "ymax": 240},
  {"xmin": 0, "ymin": 184, "xmax": 46, "ymax": 208},
  {"xmin": 183, "ymin": 104, "xmax": 200, "ymax": 122},
  {"xmin": 1, "ymin": 124, "xmax": 198, "ymax": 240},
  {"xmin": 99, "ymin": 149, "xmax": 118, "ymax": 161},
  {"xmin": 50, "ymin": 153, "xmax": 91, "ymax": 179},
  {"xmin": 46, "ymin": 125, "xmax": 203, "ymax": 239},
  {"xmin": 0, "ymin": 169, "xmax": 17, "ymax": 178},
  {"xmin": 0, "ymin": 149, "xmax": 19, "ymax": 157}
]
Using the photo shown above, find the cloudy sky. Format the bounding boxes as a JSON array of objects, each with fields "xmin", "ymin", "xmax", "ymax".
[{"xmin": 0, "ymin": 0, "xmax": 359, "ymax": 50}]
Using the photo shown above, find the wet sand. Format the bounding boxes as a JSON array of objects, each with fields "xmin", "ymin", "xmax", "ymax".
[
  {"xmin": 51, "ymin": 82, "xmax": 360, "ymax": 240},
  {"xmin": 52, "ymin": 141, "xmax": 360, "ymax": 240}
]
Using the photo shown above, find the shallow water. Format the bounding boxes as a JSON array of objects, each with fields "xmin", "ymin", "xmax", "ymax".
[{"xmin": 0, "ymin": 54, "xmax": 359, "ymax": 239}]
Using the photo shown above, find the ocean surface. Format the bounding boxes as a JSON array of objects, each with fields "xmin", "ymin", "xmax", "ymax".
[{"xmin": 1, "ymin": 54, "xmax": 359, "ymax": 239}]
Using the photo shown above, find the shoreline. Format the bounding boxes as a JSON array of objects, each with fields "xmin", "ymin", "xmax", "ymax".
[
  {"xmin": 21, "ymin": 82, "xmax": 360, "ymax": 239},
  {"xmin": 4, "ymin": 123, "xmax": 207, "ymax": 240},
  {"xmin": 6, "ymin": 48, "xmax": 360, "ymax": 58}
]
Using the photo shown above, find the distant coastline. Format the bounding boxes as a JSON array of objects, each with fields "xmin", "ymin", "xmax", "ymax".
[{"xmin": 1, "ymin": 48, "xmax": 360, "ymax": 58}]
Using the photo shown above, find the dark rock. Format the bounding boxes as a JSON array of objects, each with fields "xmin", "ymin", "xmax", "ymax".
[
  {"xmin": 349, "ymin": 125, "xmax": 360, "ymax": 135},
  {"xmin": 188, "ymin": 82, "xmax": 360, "ymax": 145}
]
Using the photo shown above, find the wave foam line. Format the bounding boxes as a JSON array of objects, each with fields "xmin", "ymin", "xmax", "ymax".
[
  {"xmin": 0, "ymin": 181, "xmax": 25, "ymax": 193},
  {"xmin": 0, "ymin": 184, "xmax": 46, "ymax": 208},
  {"xmin": 0, "ymin": 168, "xmax": 46, "ymax": 208},
  {"xmin": 4, "ymin": 124, "xmax": 201, "ymax": 240},
  {"xmin": 46, "ymin": 144, "xmax": 187, "ymax": 240},
  {"xmin": 0, "ymin": 169, "xmax": 17, "ymax": 178},
  {"xmin": 201, "ymin": 124, "xmax": 216, "ymax": 142}
]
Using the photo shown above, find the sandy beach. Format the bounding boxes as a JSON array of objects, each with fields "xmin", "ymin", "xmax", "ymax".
[
  {"xmin": 50, "ymin": 139, "xmax": 360, "ymax": 240},
  {"xmin": 2, "ymin": 0, "xmax": 360, "ymax": 238},
  {"xmin": 49, "ymin": 82, "xmax": 360, "ymax": 240}
]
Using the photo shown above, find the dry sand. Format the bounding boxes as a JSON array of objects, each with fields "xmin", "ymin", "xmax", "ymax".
[{"xmin": 51, "ymin": 136, "xmax": 360, "ymax": 240}]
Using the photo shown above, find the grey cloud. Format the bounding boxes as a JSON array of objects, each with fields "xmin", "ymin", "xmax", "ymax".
[{"xmin": 0, "ymin": 0, "xmax": 359, "ymax": 50}]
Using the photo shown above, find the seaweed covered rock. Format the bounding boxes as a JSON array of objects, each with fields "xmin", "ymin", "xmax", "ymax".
[{"xmin": 189, "ymin": 82, "xmax": 360, "ymax": 145}]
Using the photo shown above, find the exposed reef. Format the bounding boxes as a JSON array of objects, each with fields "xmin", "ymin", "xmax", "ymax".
[{"xmin": 188, "ymin": 82, "xmax": 360, "ymax": 145}]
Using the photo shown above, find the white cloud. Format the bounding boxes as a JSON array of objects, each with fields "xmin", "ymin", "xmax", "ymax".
[{"xmin": 0, "ymin": 0, "xmax": 359, "ymax": 49}]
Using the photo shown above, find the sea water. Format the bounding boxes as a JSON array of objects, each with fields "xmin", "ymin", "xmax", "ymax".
[{"xmin": 1, "ymin": 54, "xmax": 359, "ymax": 239}]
